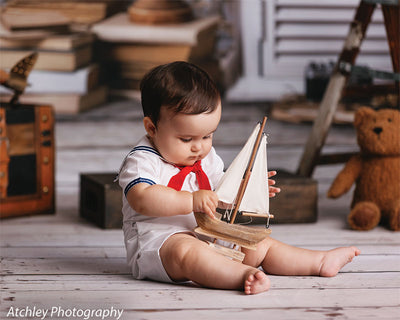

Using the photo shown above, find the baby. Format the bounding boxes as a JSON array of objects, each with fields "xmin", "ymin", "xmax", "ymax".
[{"xmin": 117, "ymin": 61, "xmax": 360, "ymax": 295}]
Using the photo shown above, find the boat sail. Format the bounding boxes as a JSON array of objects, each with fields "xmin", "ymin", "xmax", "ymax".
[
  {"xmin": 216, "ymin": 125, "xmax": 269, "ymax": 221},
  {"xmin": 194, "ymin": 117, "xmax": 273, "ymax": 250}
]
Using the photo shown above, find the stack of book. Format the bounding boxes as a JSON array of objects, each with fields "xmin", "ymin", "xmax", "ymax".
[
  {"xmin": 91, "ymin": 13, "xmax": 220, "ymax": 94},
  {"xmin": 0, "ymin": 1, "xmax": 126, "ymax": 114}
]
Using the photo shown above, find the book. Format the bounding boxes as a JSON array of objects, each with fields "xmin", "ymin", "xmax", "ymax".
[
  {"xmin": 0, "ymin": 45, "xmax": 92, "ymax": 71},
  {"xmin": 97, "ymin": 43, "xmax": 191, "ymax": 64},
  {"xmin": 96, "ymin": 31, "xmax": 216, "ymax": 64},
  {"xmin": 0, "ymin": 7, "xmax": 71, "ymax": 31},
  {"xmin": 0, "ymin": 32, "xmax": 94, "ymax": 50},
  {"xmin": 0, "ymin": 86, "xmax": 108, "ymax": 115},
  {"xmin": 4, "ymin": 1, "xmax": 126, "ymax": 25},
  {"xmin": 106, "ymin": 58, "xmax": 220, "ymax": 91},
  {"xmin": 106, "ymin": 57, "xmax": 220, "ymax": 80},
  {"xmin": 0, "ymin": 64, "xmax": 99, "ymax": 94},
  {"xmin": 0, "ymin": 22, "xmax": 58, "ymax": 40},
  {"xmin": 91, "ymin": 13, "xmax": 219, "ymax": 45}
]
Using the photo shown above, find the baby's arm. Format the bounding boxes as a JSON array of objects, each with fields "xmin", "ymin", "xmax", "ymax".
[{"xmin": 127, "ymin": 183, "xmax": 218, "ymax": 219}]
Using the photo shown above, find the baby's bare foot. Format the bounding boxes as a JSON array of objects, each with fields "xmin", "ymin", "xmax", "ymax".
[
  {"xmin": 244, "ymin": 270, "xmax": 270, "ymax": 295},
  {"xmin": 319, "ymin": 246, "xmax": 361, "ymax": 277}
]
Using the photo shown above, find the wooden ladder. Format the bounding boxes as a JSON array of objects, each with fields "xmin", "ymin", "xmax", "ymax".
[{"xmin": 297, "ymin": 0, "xmax": 400, "ymax": 178}]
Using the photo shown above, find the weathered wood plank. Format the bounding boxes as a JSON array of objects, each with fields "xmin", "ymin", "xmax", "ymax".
[
  {"xmin": 55, "ymin": 119, "xmax": 357, "ymax": 149},
  {"xmin": 0, "ymin": 258, "xmax": 130, "ymax": 275},
  {"xmin": 117, "ymin": 307, "xmax": 400, "ymax": 320},
  {"xmin": 1, "ymin": 255, "xmax": 398, "ymax": 275},
  {"xmin": 109, "ymin": 307, "xmax": 400, "ymax": 320},
  {"xmin": 2, "ymin": 217, "xmax": 398, "ymax": 247},
  {"xmin": 0, "ymin": 213, "xmax": 396, "ymax": 235},
  {"xmin": 2, "ymin": 273, "xmax": 399, "ymax": 291},
  {"xmin": 1, "ymin": 230, "xmax": 398, "ymax": 248},
  {"xmin": 56, "ymin": 121, "xmax": 145, "ymax": 149},
  {"xmin": 0, "ymin": 247, "xmax": 126, "ymax": 258},
  {"xmin": 1, "ymin": 288, "xmax": 399, "ymax": 311},
  {"xmin": 1, "ymin": 244, "xmax": 398, "ymax": 258},
  {"xmin": 0, "ymin": 221, "xmax": 124, "ymax": 235},
  {"xmin": 54, "ymin": 145, "xmax": 354, "ymax": 183},
  {"xmin": 3, "ymin": 306, "xmax": 396, "ymax": 320}
]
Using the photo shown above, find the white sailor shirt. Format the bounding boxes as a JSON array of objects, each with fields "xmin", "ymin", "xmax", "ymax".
[{"xmin": 117, "ymin": 135, "xmax": 224, "ymax": 281}]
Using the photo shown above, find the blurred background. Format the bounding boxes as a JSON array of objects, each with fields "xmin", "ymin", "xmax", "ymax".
[
  {"xmin": 0, "ymin": 0, "xmax": 395, "ymax": 111},
  {"xmin": 0, "ymin": 0, "xmax": 397, "ymax": 220}
]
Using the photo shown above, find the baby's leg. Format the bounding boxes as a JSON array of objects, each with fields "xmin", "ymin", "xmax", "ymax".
[
  {"xmin": 243, "ymin": 237, "xmax": 360, "ymax": 277},
  {"xmin": 160, "ymin": 233, "xmax": 270, "ymax": 294}
]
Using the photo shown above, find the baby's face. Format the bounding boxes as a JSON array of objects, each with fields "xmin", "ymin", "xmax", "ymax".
[{"xmin": 148, "ymin": 103, "xmax": 221, "ymax": 166}]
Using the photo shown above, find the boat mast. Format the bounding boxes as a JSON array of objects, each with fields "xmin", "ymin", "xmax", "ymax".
[{"xmin": 229, "ymin": 116, "xmax": 267, "ymax": 224}]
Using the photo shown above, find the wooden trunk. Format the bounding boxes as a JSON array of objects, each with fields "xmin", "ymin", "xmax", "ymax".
[
  {"xmin": 0, "ymin": 103, "xmax": 55, "ymax": 218},
  {"xmin": 236, "ymin": 169, "xmax": 318, "ymax": 225},
  {"xmin": 79, "ymin": 173, "xmax": 122, "ymax": 229}
]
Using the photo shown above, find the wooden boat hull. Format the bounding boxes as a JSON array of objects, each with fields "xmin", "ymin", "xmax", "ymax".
[{"xmin": 194, "ymin": 212, "xmax": 271, "ymax": 250}]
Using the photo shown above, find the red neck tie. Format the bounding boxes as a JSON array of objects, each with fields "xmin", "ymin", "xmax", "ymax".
[{"xmin": 168, "ymin": 160, "xmax": 211, "ymax": 191}]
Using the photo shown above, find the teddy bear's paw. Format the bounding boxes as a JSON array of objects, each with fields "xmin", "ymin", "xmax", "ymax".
[
  {"xmin": 327, "ymin": 187, "xmax": 339, "ymax": 199},
  {"xmin": 327, "ymin": 184, "xmax": 344, "ymax": 199},
  {"xmin": 348, "ymin": 202, "xmax": 380, "ymax": 231}
]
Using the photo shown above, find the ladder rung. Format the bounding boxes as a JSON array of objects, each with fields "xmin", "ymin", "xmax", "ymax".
[{"xmin": 318, "ymin": 152, "xmax": 358, "ymax": 165}]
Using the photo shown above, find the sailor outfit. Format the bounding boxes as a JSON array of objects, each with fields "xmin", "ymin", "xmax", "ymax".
[{"xmin": 117, "ymin": 135, "xmax": 224, "ymax": 282}]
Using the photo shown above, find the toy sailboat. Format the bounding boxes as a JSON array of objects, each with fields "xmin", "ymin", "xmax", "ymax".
[{"xmin": 194, "ymin": 117, "xmax": 273, "ymax": 251}]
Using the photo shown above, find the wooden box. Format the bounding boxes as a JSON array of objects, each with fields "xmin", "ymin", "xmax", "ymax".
[
  {"xmin": 80, "ymin": 173, "xmax": 122, "ymax": 229},
  {"xmin": 237, "ymin": 169, "xmax": 318, "ymax": 225},
  {"xmin": 270, "ymin": 169, "xmax": 318, "ymax": 223},
  {"xmin": 0, "ymin": 103, "xmax": 55, "ymax": 218}
]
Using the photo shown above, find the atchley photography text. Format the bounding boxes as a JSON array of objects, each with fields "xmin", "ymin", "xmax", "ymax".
[{"xmin": 6, "ymin": 306, "xmax": 124, "ymax": 320}]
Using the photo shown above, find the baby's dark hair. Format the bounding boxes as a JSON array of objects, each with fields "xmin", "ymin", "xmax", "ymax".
[{"xmin": 140, "ymin": 61, "xmax": 220, "ymax": 125}]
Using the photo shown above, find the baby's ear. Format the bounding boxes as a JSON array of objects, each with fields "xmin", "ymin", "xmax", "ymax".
[{"xmin": 143, "ymin": 117, "xmax": 156, "ymax": 137}]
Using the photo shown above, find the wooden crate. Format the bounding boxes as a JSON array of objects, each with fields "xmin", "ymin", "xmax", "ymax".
[
  {"xmin": 80, "ymin": 173, "xmax": 122, "ymax": 229},
  {"xmin": 0, "ymin": 103, "xmax": 55, "ymax": 218},
  {"xmin": 271, "ymin": 169, "xmax": 318, "ymax": 223},
  {"xmin": 236, "ymin": 169, "xmax": 318, "ymax": 225}
]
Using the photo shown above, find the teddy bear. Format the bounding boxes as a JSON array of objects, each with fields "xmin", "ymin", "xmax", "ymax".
[{"xmin": 327, "ymin": 106, "xmax": 400, "ymax": 231}]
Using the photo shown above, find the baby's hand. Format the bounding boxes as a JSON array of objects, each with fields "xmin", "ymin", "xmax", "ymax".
[
  {"xmin": 268, "ymin": 171, "xmax": 281, "ymax": 198},
  {"xmin": 192, "ymin": 190, "xmax": 218, "ymax": 219}
]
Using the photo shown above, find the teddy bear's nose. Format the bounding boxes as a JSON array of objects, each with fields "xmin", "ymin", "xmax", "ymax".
[{"xmin": 373, "ymin": 127, "xmax": 383, "ymax": 135}]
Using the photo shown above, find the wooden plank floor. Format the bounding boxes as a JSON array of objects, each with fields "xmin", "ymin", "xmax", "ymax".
[{"xmin": 1, "ymin": 99, "xmax": 400, "ymax": 320}]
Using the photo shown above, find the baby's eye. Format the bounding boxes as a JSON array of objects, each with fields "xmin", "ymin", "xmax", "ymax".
[
  {"xmin": 180, "ymin": 137, "xmax": 192, "ymax": 143},
  {"xmin": 203, "ymin": 135, "xmax": 212, "ymax": 139}
]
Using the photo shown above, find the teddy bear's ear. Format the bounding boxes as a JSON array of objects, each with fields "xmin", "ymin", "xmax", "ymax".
[{"xmin": 354, "ymin": 107, "xmax": 374, "ymax": 127}]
